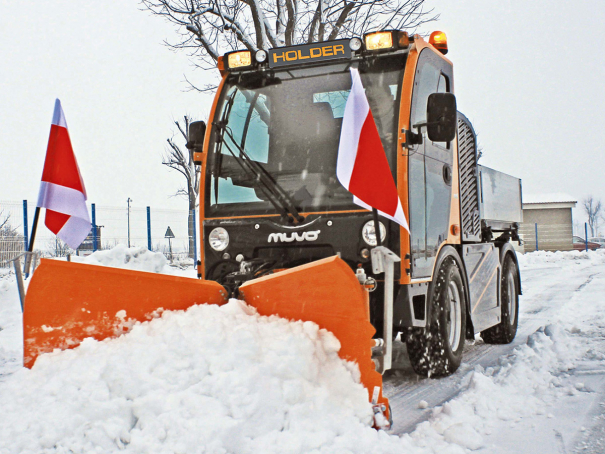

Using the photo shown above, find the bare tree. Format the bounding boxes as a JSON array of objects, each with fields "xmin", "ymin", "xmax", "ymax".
[
  {"xmin": 0, "ymin": 211, "xmax": 24, "ymax": 266},
  {"xmin": 45, "ymin": 237, "xmax": 74, "ymax": 258},
  {"xmin": 142, "ymin": 0, "xmax": 438, "ymax": 86},
  {"xmin": 163, "ymin": 116, "xmax": 199, "ymax": 258},
  {"xmin": 583, "ymin": 195, "xmax": 602, "ymax": 237}
]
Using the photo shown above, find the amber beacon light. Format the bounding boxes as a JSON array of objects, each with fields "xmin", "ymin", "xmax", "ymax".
[{"xmin": 429, "ymin": 31, "xmax": 448, "ymax": 55}]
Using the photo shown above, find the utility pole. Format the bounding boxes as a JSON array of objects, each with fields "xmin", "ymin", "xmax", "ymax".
[{"xmin": 127, "ymin": 198, "xmax": 132, "ymax": 248}]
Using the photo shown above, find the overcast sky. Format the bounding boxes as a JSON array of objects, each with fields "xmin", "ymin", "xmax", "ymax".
[{"xmin": 1, "ymin": 0, "xmax": 604, "ymax": 226}]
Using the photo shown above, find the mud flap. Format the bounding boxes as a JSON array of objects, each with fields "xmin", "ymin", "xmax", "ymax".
[
  {"xmin": 23, "ymin": 259, "xmax": 227, "ymax": 368},
  {"xmin": 240, "ymin": 256, "xmax": 389, "ymax": 422}
]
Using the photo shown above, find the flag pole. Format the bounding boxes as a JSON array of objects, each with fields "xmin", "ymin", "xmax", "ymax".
[
  {"xmin": 24, "ymin": 206, "xmax": 41, "ymax": 277},
  {"xmin": 27, "ymin": 207, "xmax": 41, "ymax": 253},
  {"xmin": 372, "ymin": 208, "xmax": 382, "ymax": 247}
]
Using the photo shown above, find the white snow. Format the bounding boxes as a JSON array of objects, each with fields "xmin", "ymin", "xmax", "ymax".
[
  {"xmin": 523, "ymin": 192, "xmax": 577, "ymax": 204},
  {"xmin": 75, "ymin": 244, "xmax": 177, "ymax": 275},
  {"xmin": 1, "ymin": 247, "xmax": 605, "ymax": 453}
]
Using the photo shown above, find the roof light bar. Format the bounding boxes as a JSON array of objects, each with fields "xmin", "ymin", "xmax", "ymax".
[
  {"xmin": 364, "ymin": 31, "xmax": 393, "ymax": 51},
  {"xmin": 226, "ymin": 51, "xmax": 252, "ymax": 69},
  {"xmin": 363, "ymin": 30, "xmax": 410, "ymax": 52}
]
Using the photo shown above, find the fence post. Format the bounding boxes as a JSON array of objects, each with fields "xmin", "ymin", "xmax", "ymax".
[
  {"xmin": 534, "ymin": 223, "xmax": 538, "ymax": 251},
  {"xmin": 585, "ymin": 222, "xmax": 588, "ymax": 252},
  {"xmin": 192, "ymin": 208, "xmax": 197, "ymax": 262},
  {"xmin": 23, "ymin": 200, "xmax": 29, "ymax": 252},
  {"xmin": 147, "ymin": 206, "xmax": 152, "ymax": 251},
  {"xmin": 92, "ymin": 203, "xmax": 98, "ymax": 252}
]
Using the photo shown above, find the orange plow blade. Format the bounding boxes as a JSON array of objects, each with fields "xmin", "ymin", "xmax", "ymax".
[
  {"xmin": 23, "ymin": 259, "xmax": 227, "ymax": 367},
  {"xmin": 240, "ymin": 256, "xmax": 389, "ymax": 418},
  {"xmin": 24, "ymin": 256, "xmax": 387, "ymax": 422}
]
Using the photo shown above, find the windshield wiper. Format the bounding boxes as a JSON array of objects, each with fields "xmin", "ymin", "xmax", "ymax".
[
  {"xmin": 219, "ymin": 125, "xmax": 304, "ymax": 223},
  {"xmin": 213, "ymin": 89, "xmax": 304, "ymax": 224}
]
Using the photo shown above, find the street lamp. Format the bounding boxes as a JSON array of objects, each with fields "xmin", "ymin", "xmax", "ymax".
[{"xmin": 127, "ymin": 198, "xmax": 132, "ymax": 248}]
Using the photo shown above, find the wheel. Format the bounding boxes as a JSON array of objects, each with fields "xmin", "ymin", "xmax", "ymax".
[
  {"xmin": 481, "ymin": 254, "xmax": 519, "ymax": 344},
  {"xmin": 406, "ymin": 256, "xmax": 467, "ymax": 377}
]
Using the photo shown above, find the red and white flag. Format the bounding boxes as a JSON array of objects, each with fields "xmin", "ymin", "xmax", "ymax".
[
  {"xmin": 37, "ymin": 99, "xmax": 91, "ymax": 248},
  {"xmin": 337, "ymin": 68, "xmax": 409, "ymax": 231}
]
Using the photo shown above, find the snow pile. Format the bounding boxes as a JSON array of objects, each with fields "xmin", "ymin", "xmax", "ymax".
[
  {"xmin": 76, "ymin": 244, "xmax": 174, "ymax": 274},
  {"xmin": 517, "ymin": 247, "xmax": 605, "ymax": 267},
  {"xmin": 411, "ymin": 324, "xmax": 581, "ymax": 451},
  {"xmin": 1, "ymin": 248, "xmax": 605, "ymax": 452},
  {"xmin": 0, "ymin": 300, "xmax": 411, "ymax": 454}
]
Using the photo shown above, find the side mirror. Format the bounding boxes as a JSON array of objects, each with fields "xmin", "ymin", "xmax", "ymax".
[
  {"xmin": 187, "ymin": 121, "xmax": 207, "ymax": 165},
  {"xmin": 426, "ymin": 93, "xmax": 457, "ymax": 142}
]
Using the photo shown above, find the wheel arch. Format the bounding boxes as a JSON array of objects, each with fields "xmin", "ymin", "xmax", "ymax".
[
  {"xmin": 497, "ymin": 242, "xmax": 522, "ymax": 296},
  {"xmin": 426, "ymin": 245, "xmax": 474, "ymax": 338}
]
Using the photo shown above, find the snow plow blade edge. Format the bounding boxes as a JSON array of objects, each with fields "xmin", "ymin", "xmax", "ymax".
[
  {"xmin": 240, "ymin": 256, "xmax": 389, "ymax": 415},
  {"xmin": 23, "ymin": 259, "xmax": 228, "ymax": 367}
]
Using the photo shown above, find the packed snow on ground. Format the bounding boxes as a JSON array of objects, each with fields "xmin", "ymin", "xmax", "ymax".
[{"xmin": 1, "ymin": 246, "xmax": 605, "ymax": 453}]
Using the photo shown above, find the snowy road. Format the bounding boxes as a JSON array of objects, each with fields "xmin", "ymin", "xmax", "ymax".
[
  {"xmin": 385, "ymin": 251, "xmax": 605, "ymax": 453},
  {"xmin": 1, "ymin": 248, "xmax": 605, "ymax": 453}
]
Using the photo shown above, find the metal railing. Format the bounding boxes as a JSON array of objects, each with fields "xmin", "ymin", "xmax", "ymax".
[{"xmin": 0, "ymin": 200, "xmax": 198, "ymax": 267}]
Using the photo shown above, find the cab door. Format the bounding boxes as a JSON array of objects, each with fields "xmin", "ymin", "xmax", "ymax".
[{"xmin": 408, "ymin": 48, "xmax": 454, "ymax": 278}]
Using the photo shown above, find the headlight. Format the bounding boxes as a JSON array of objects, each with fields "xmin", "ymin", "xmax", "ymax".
[
  {"xmin": 362, "ymin": 221, "xmax": 386, "ymax": 246},
  {"xmin": 209, "ymin": 227, "xmax": 229, "ymax": 251}
]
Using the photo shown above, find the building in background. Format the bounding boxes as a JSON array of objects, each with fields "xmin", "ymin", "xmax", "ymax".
[{"xmin": 520, "ymin": 194, "xmax": 577, "ymax": 252}]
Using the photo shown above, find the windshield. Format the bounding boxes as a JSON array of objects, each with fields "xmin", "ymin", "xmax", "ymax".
[{"xmin": 206, "ymin": 57, "xmax": 405, "ymax": 218}]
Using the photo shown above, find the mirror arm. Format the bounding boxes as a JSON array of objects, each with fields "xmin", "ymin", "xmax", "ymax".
[{"xmin": 402, "ymin": 128, "xmax": 423, "ymax": 147}]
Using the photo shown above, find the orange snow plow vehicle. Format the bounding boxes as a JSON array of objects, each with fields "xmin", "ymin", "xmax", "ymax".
[{"xmin": 23, "ymin": 31, "xmax": 524, "ymax": 426}]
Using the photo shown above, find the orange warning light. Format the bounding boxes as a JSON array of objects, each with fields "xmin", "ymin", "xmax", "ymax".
[{"xmin": 429, "ymin": 31, "xmax": 448, "ymax": 55}]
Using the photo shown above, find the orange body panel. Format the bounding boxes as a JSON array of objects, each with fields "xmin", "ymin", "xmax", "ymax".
[
  {"xmin": 23, "ymin": 259, "xmax": 227, "ymax": 367},
  {"xmin": 239, "ymin": 256, "xmax": 389, "ymax": 417},
  {"xmin": 198, "ymin": 74, "xmax": 228, "ymax": 279},
  {"xmin": 397, "ymin": 36, "xmax": 459, "ymax": 284}
]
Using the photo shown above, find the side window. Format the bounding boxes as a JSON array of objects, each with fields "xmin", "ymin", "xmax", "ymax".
[
  {"xmin": 435, "ymin": 73, "xmax": 451, "ymax": 148},
  {"xmin": 437, "ymin": 74, "xmax": 449, "ymax": 93},
  {"xmin": 410, "ymin": 61, "xmax": 441, "ymax": 130}
]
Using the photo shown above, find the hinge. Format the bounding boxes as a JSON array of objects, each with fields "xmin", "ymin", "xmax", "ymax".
[{"xmin": 401, "ymin": 128, "xmax": 422, "ymax": 149}]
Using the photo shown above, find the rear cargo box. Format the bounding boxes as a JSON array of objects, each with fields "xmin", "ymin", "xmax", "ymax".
[{"xmin": 478, "ymin": 165, "xmax": 523, "ymax": 227}]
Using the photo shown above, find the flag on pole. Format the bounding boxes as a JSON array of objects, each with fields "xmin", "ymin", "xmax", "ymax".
[
  {"xmin": 37, "ymin": 99, "xmax": 91, "ymax": 249},
  {"xmin": 336, "ymin": 68, "xmax": 409, "ymax": 231}
]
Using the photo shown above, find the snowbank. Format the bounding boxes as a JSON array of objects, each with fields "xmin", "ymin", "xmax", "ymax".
[
  {"xmin": 0, "ymin": 300, "xmax": 412, "ymax": 454},
  {"xmin": 412, "ymin": 325, "xmax": 582, "ymax": 451},
  {"xmin": 517, "ymin": 247, "xmax": 605, "ymax": 267},
  {"xmin": 75, "ymin": 244, "xmax": 174, "ymax": 274},
  {"xmin": 1, "ymin": 248, "xmax": 605, "ymax": 453}
]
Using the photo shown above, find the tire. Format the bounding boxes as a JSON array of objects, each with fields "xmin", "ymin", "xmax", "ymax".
[
  {"xmin": 481, "ymin": 254, "xmax": 519, "ymax": 344},
  {"xmin": 406, "ymin": 257, "xmax": 467, "ymax": 377}
]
